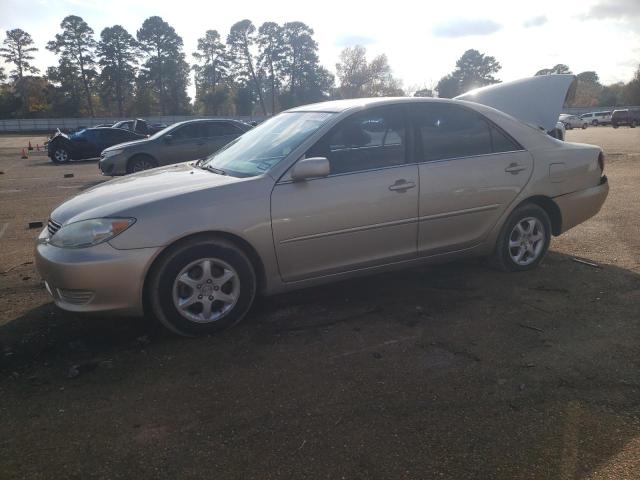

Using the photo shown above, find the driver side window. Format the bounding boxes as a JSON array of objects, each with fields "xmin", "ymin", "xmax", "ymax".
[{"xmin": 306, "ymin": 106, "xmax": 406, "ymax": 175}]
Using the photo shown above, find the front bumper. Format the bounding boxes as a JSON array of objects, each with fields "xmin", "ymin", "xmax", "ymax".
[
  {"xmin": 35, "ymin": 230, "xmax": 160, "ymax": 316},
  {"xmin": 98, "ymin": 154, "xmax": 127, "ymax": 176},
  {"xmin": 555, "ymin": 176, "xmax": 609, "ymax": 234}
]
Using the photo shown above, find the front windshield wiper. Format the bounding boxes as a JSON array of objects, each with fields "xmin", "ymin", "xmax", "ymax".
[{"xmin": 203, "ymin": 164, "xmax": 227, "ymax": 175}]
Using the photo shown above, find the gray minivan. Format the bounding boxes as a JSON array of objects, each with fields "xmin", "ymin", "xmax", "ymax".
[{"xmin": 99, "ymin": 119, "xmax": 252, "ymax": 175}]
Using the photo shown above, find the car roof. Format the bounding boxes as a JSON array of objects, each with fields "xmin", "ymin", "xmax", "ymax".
[{"xmin": 286, "ymin": 97, "xmax": 458, "ymax": 113}]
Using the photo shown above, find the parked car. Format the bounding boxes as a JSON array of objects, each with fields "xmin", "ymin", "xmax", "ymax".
[
  {"xmin": 611, "ymin": 109, "xmax": 640, "ymax": 128},
  {"xmin": 580, "ymin": 111, "xmax": 612, "ymax": 126},
  {"xmin": 98, "ymin": 119, "xmax": 252, "ymax": 175},
  {"xmin": 559, "ymin": 114, "xmax": 588, "ymax": 129},
  {"xmin": 47, "ymin": 127, "xmax": 146, "ymax": 164},
  {"xmin": 112, "ymin": 119, "xmax": 166, "ymax": 136},
  {"xmin": 36, "ymin": 75, "xmax": 608, "ymax": 336}
]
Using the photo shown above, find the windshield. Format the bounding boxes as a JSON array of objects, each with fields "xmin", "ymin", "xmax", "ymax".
[
  {"xmin": 201, "ymin": 112, "xmax": 334, "ymax": 177},
  {"xmin": 148, "ymin": 123, "xmax": 178, "ymax": 140},
  {"xmin": 70, "ymin": 129, "xmax": 87, "ymax": 139}
]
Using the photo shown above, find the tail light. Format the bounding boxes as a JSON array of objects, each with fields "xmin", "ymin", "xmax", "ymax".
[{"xmin": 598, "ymin": 152, "xmax": 605, "ymax": 174}]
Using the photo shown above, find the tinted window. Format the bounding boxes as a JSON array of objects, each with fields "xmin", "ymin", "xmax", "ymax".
[
  {"xmin": 171, "ymin": 123, "xmax": 203, "ymax": 140},
  {"xmin": 411, "ymin": 104, "xmax": 492, "ymax": 161},
  {"xmin": 202, "ymin": 122, "xmax": 242, "ymax": 137},
  {"xmin": 307, "ymin": 106, "xmax": 406, "ymax": 175},
  {"xmin": 489, "ymin": 125, "xmax": 520, "ymax": 153}
]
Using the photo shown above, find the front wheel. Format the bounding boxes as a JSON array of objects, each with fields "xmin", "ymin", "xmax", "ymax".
[
  {"xmin": 127, "ymin": 155, "xmax": 157, "ymax": 174},
  {"xmin": 51, "ymin": 146, "xmax": 70, "ymax": 164},
  {"xmin": 490, "ymin": 204, "xmax": 551, "ymax": 272},
  {"xmin": 582, "ymin": 123, "xmax": 588, "ymax": 129},
  {"xmin": 631, "ymin": 120, "xmax": 637, "ymax": 128},
  {"xmin": 147, "ymin": 237, "xmax": 256, "ymax": 336},
  {"xmin": 592, "ymin": 120, "xmax": 599, "ymax": 126}
]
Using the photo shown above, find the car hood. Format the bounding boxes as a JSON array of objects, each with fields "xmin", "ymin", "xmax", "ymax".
[
  {"xmin": 50, "ymin": 162, "xmax": 243, "ymax": 224},
  {"xmin": 103, "ymin": 137, "xmax": 151, "ymax": 151},
  {"xmin": 455, "ymin": 74, "xmax": 577, "ymax": 133}
]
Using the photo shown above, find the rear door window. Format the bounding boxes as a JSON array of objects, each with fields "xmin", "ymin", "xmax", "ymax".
[{"xmin": 411, "ymin": 103, "xmax": 493, "ymax": 161}]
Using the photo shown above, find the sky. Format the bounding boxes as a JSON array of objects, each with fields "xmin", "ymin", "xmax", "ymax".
[{"xmin": 0, "ymin": 0, "xmax": 639, "ymax": 99}]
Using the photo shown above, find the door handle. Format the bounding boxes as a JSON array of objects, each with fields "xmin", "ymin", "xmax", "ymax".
[
  {"xmin": 505, "ymin": 163, "xmax": 527, "ymax": 174},
  {"xmin": 388, "ymin": 179, "xmax": 416, "ymax": 192}
]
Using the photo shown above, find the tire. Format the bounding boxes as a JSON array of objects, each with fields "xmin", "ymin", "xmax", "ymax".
[
  {"xmin": 592, "ymin": 120, "xmax": 598, "ymax": 126},
  {"xmin": 51, "ymin": 145, "xmax": 70, "ymax": 164},
  {"xmin": 490, "ymin": 204, "xmax": 552, "ymax": 272},
  {"xmin": 564, "ymin": 123, "xmax": 572, "ymax": 130},
  {"xmin": 147, "ymin": 236, "xmax": 256, "ymax": 336},
  {"xmin": 612, "ymin": 123, "xmax": 619, "ymax": 129},
  {"xmin": 631, "ymin": 120, "xmax": 637, "ymax": 128},
  {"xmin": 127, "ymin": 154, "xmax": 157, "ymax": 174},
  {"xmin": 582, "ymin": 123, "xmax": 588, "ymax": 129}
]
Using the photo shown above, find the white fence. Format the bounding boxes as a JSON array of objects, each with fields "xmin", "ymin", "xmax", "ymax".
[{"xmin": 0, "ymin": 115, "xmax": 267, "ymax": 133}]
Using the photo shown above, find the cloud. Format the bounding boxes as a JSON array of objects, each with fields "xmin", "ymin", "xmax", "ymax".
[
  {"xmin": 523, "ymin": 15, "xmax": 548, "ymax": 28},
  {"xmin": 432, "ymin": 19, "xmax": 502, "ymax": 38},
  {"xmin": 334, "ymin": 35, "xmax": 375, "ymax": 47},
  {"xmin": 578, "ymin": 0, "xmax": 640, "ymax": 20}
]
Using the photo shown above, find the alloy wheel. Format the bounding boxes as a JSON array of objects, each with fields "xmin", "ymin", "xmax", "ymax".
[
  {"xmin": 172, "ymin": 258, "xmax": 240, "ymax": 323},
  {"xmin": 508, "ymin": 217, "xmax": 546, "ymax": 266}
]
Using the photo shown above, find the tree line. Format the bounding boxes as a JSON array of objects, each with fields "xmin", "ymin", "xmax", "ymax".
[{"xmin": 1, "ymin": 17, "xmax": 639, "ymax": 119}]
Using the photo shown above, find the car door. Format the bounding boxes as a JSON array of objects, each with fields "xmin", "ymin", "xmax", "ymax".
[
  {"xmin": 70, "ymin": 130, "xmax": 97, "ymax": 159},
  {"xmin": 410, "ymin": 102, "xmax": 532, "ymax": 256},
  {"xmin": 198, "ymin": 121, "xmax": 244, "ymax": 158},
  {"xmin": 159, "ymin": 123, "xmax": 204, "ymax": 165},
  {"xmin": 271, "ymin": 105, "xmax": 419, "ymax": 282}
]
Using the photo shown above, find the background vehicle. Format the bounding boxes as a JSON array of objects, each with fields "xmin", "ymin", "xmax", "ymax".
[
  {"xmin": 99, "ymin": 118, "xmax": 252, "ymax": 175},
  {"xmin": 549, "ymin": 121, "xmax": 565, "ymax": 140},
  {"xmin": 611, "ymin": 109, "xmax": 640, "ymax": 128},
  {"xmin": 580, "ymin": 111, "xmax": 612, "ymax": 126},
  {"xmin": 559, "ymin": 114, "xmax": 588, "ymax": 129},
  {"xmin": 112, "ymin": 118, "xmax": 167, "ymax": 136},
  {"xmin": 47, "ymin": 127, "xmax": 145, "ymax": 164}
]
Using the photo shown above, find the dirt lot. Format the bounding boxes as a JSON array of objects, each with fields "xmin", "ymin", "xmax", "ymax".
[{"xmin": 1, "ymin": 127, "xmax": 639, "ymax": 479}]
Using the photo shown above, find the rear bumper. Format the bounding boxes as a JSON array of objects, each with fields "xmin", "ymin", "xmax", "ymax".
[
  {"xmin": 555, "ymin": 176, "xmax": 609, "ymax": 234},
  {"xmin": 35, "ymin": 230, "xmax": 159, "ymax": 316}
]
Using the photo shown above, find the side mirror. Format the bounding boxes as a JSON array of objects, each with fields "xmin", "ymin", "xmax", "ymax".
[
  {"xmin": 164, "ymin": 134, "xmax": 173, "ymax": 144},
  {"xmin": 290, "ymin": 157, "xmax": 330, "ymax": 181}
]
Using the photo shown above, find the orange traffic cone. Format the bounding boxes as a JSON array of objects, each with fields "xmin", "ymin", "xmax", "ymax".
[
  {"xmin": 28, "ymin": 141, "xmax": 33, "ymax": 151},
  {"xmin": 21, "ymin": 148, "xmax": 28, "ymax": 159}
]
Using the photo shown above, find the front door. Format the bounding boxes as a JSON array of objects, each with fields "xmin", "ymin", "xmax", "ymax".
[
  {"xmin": 161, "ymin": 123, "xmax": 204, "ymax": 165},
  {"xmin": 271, "ymin": 106, "xmax": 419, "ymax": 282},
  {"xmin": 410, "ymin": 103, "xmax": 533, "ymax": 256}
]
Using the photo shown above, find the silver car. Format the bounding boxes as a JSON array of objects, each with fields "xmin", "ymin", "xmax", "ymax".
[
  {"xmin": 98, "ymin": 118, "xmax": 252, "ymax": 175},
  {"xmin": 36, "ymin": 75, "xmax": 609, "ymax": 336}
]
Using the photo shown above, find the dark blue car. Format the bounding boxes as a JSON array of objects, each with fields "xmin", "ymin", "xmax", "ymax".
[{"xmin": 47, "ymin": 127, "xmax": 145, "ymax": 164}]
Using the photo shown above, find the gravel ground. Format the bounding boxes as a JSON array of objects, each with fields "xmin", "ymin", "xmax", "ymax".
[{"xmin": 0, "ymin": 127, "xmax": 639, "ymax": 479}]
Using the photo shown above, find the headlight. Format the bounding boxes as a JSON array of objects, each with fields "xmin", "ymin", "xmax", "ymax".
[
  {"xmin": 102, "ymin": 149, "xmax": 123, "ymax": 158},
  {"xmin": 49, "ymin": 218, "xmax": 135, "ymax": 248}
]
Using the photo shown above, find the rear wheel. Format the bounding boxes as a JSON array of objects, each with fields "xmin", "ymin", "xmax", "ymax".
[
  {"xmin": 147, "ymin": 236, "xmax": 256, "ymax": 336},
  {"xmin": 51, "ymin": 146, "xmax": 70, "ymax": 164},
  {"xmin": 631, "ymin": 120, "xmax": 638, "ymax": 128},
  {"xmin": 490, "ymin": 204, "xmax": 551, "ymax": 272},
  {"xmin": 127, "ymin": 155, "xmax": 157, "ymax": 174},
  {"xmin": 592, "ymin": 119, "xmax": 599, "ymax": 126}
]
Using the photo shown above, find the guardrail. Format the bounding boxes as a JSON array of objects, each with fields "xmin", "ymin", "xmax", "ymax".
[{"xmin": 0, "ymin": 115, "xmax": 267, "ymax": 133}]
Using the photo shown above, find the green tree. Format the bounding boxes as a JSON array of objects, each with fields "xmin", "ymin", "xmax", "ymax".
[
  {"xmin": 535, "ymin": 64, "xmax": 572, "ymax": 76},
  {"xmin": 46, "ymin": 59, "xmax": 85, "ymax": 116},
  {"xmin": 227, "ymin": 19, "xmax": 266, "ymax": 115},
  {"xmin": 577, "ymin": 71, "xmax": 599, "ymax": 84},
  {"xmin": 623, "ymin": 64, "xmax": 640, "ymax": 105},
  {"xmin": 336, "ymin": 45, "xmax": 403, "ymax": 98},
  {"xmin": 257, "ymin": 22, "xmax": 286, "ymax": 114},
  {"xmin": 137, "ymin": 16, "xmax": 190, "ymax": 115},
  {"xmin": 192, "ymin": 29, "xmax": 230, "ymax": 114},
  {"xmin": 97, "ymin": 25, "xmax": 139, "ymax": 116},
  {"xmin": 0, "ymin": 66, "xmax": 6, "ymax": 82},
  {"xmin": 47, "ymin": 15, "xmax": 98, "ymax": 116},
  {"xmin": 436, "ymin": 49, "xmax": 501, "ymax": 98},
  {"xmin": 0, "ymin": 29, "xmax": 39, "ymax": 80},
  {"xmin": 280, "ymin": 21, "xmax": 333, "ymax": 106}
]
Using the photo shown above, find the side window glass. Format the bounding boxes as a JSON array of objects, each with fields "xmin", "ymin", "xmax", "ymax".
[
  {"xmin": 412, "ymin": 104, "xmax": 492, "ymax": 161},
  {"xmin": 172, "ymin": 123, "xmax": 202, "ymax": 140},
  {"xmin": 307, "ymin": 107, "xmax": 406, "ymax": 175},
  {"xmin": 490, "ymin": 125, "xmax": 520, "ymax": 153}
]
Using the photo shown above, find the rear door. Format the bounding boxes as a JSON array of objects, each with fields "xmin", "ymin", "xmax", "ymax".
[{"xmin": 411, "ymin": 102, "xmax": 532, "ymax": 256}]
